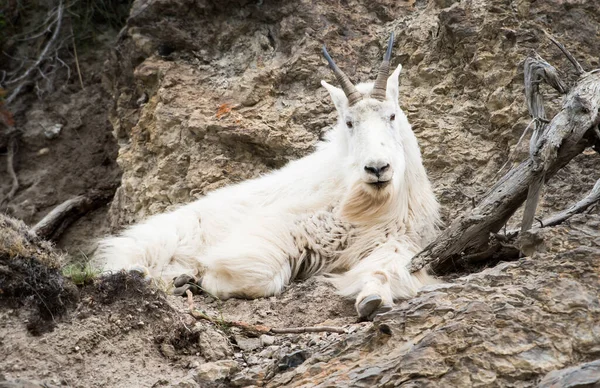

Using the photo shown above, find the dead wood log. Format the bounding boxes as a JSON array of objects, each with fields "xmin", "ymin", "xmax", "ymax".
[
  {"xmin": 30, "ymin": 189, "xmax": 115, "ymax": 241},
  {"xmin": 409, "ymin": 46, "xmax": 600, "ymax": 275}
]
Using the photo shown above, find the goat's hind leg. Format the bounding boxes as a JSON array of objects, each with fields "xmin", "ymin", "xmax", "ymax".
[{"xmin": 177, "ymin": 218, "xmax": 298, "ymax": 300}]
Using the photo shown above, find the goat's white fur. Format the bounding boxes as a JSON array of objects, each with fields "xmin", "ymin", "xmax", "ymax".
[{"xmin": 96, "ymin": 64, "xmax": 440, "ymax": 316}]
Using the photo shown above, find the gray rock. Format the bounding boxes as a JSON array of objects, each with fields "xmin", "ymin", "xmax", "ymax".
[
  {"xmin": 0, "ymin": 379, "xmax": 60, "ymax": 388},
  {"xmin": 538, "ymin": 359, "xmax": 600, "ymax": 388},
  {"xmin": 198, "ymin": 329, "xmax": 233, "ymax": 361},
  {"xmin": 194, "ymin": 360, "xmax": 239, "ymax": 382},
  {"xmin": 160, "ymin": 343, "xmax": 176, "ymax": 359},
  {"xmin": 260, "ymin": 334, "xmax": 275, "ymax": 347},
  {"xmin": 277, "ymin": 350, "xmax": 309, "ymax": 371},
  {"xmin": 235, "ymin": 336, "xmax": 262, "ymax": 352}
]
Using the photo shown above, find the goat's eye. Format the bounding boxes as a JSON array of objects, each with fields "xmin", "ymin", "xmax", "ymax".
[
  {"xmin": 346, "ymin": 121, "xmax": 353, "ymax": 128},
  {"xmin": 390, "ymin": 114, "xmax": 396, "ymax": 121}
]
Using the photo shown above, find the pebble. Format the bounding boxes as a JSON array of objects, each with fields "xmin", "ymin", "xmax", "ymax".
[
  {"xmin": 160, "ymin": 343, "xmax": 177, "ymax": 359},
  {"xmin": 43, "ymin": 123, "xmax": 62, "ymax": 139},
  {"xmin": 235, "ymin": 336, "xmax": 261, "ymax": 352},
  {"xmin": 260, "ymin": 334, "xmax": 275, "ymax": 346}
]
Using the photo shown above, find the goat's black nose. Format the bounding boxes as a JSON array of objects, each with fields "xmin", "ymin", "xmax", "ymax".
[{"xmin": 364, "ymin": 163, "xmax": 390, "ymax": 178}]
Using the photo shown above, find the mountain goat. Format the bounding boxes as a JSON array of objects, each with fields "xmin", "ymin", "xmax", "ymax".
[{"xmin": 96, "ymin": 33, "xmax": 440, "ymax": 320}]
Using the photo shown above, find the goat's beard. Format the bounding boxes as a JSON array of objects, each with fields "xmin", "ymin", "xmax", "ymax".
[{"xmin": 339, "ymin": 181, "xmax": 396, "ymax": 224}]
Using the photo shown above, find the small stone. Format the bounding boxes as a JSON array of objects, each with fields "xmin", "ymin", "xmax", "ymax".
[
  {"xmin": 38, "ymin": 148, "xmax": 50, "ymax": 155},
  {"xmin": 258, "ymin": 345, "xmax": 279, "ymax": 359},
  {"xmin": 160, "ymin": 343, "xmax": 177, "ymax": 359},
  {"xmin": 229, "ymin": 366, "xmax": 265, "ymax": 387},
  {"xmin": 197, "ymin": 329, "xmax": 233, "ymax": 361},
  {"xmin": 235, "ymin": 336, "xmax": 262, "ymax": 352},
  {"xmin": 43, "ymin": 123, "xmax": 63, "ymax": 139},
  {"xmin": 260, "ymin": 334, "xmax": 275, "ymax": 346},
  {"xmin": 74, "ymin": 346, "xmax": 80, "ymax": 352},
  {"xmin": 277, "ymin": 350, "xmax": 309, "ymax": 371},
  {"xmin": 195, "ymin": 360, "xmax": 239, "ymax": 382},
  {"xmin": 246, "ymin": 355, "xmax": 260, "ymax": 365}
]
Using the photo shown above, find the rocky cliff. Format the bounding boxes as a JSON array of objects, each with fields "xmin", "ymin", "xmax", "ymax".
[{"xmin": 2, "ymin": 0, "xmax": 600, "ymax": 387}]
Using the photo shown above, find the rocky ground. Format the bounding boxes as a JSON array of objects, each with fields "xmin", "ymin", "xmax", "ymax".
[{"xmin": 2, "ymin": 0, "xmax": 600, "ymax": 387}]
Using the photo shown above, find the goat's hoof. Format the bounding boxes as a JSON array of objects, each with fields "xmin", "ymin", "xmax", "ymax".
[
  {"xmin": 357, "ymin": 294, "xmax": 382, "ymax": 319},
  {"xmin": 129, "ymin": 265, "xmax": 152, "ymax": 282},
  {"xmin": 368, "ymin": 304, "xmax": 393, "ymax": 321},
  {"xmin": 172, "ymin": 274, "xmax": 202, "ymax": 297},
  {"xmin": 173, "ymin": 283, "xmax": 200, "ymax": 297},
  {"xmin": 173, "ymin": 274, "xmax": 196, "ymax": 288}
]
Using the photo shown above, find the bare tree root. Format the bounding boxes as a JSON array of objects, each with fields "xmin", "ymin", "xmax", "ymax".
[
  {"xmin": 409, "ymin": 37, "xmax": 600, "ymax": 275},
  {"xmin": 185, "ymin": 290, "xmax": 346, "ymax": 336},
  {"xmin": 30, "ymin": 189, "xmax": 116, "ymax": 241}
]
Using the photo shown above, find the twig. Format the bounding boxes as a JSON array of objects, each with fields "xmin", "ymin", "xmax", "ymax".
[
  {"xmin": 545, "ymin": 31, "xmax": 586, "ymax": 76},
  {"xmin": 185, "ymin": 290, "xmax": 346, "ymax": 335},
  {"xmin": 3, "ymin": 137, "xmax": 19, "ymax": 204},
  {"xmin": 6, "ymin": 0, "xmax": 64, "ymax": 104},
  {"xmin": 494, "ymin": 118, "xmax": 536, "ymax": 179},
  {"xmin": 536, "ymin": 178, "xmax": 600, "ymax": 228},
  {"xmin": 71, "ymin": 25, "xmax": 84, "ymax": 90},
  {"xmin": 270, "ymin": 326, "xmax": 346, "ymax": 334}
]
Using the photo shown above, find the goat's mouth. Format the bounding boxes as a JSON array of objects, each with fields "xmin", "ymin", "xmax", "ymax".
[{"xmin": 367, "ymin": 180, "xmax": 391, "ymax": 190}]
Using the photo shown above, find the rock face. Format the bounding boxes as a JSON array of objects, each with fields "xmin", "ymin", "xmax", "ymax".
[
  {"xmin": 263, "ymin": 216, "xmax": 600, "ymax": 386},
  {"xmin": 101, "ymin": 0, "xmax": 600, "ymax": 386},
  {"xmin": 107, "ymin": 0, "xmax": 600, "ymax": 228}
]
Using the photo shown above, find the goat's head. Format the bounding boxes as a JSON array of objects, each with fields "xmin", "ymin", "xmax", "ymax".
[{"xmin": 322, "ymin": 33, "xmax": 410, "ymax": 219}]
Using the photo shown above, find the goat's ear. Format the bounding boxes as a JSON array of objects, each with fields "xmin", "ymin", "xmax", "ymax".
[
  {"xmin": 321, "ymin": 80, "xmax": 348, "ymax": 112},
  {"xmin": 386, "ymin": 64, "xmax": 402, "ymax": 105}
]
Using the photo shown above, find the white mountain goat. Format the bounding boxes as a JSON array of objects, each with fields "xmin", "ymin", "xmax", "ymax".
[{"xmin": 96, "ymin": 33, "xmax": 440, "ymax": 319}]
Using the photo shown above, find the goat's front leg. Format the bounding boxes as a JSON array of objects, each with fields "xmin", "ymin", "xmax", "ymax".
[{"xmin": 333, "ymin": 240, "xmax": 438, "ymax": 320}]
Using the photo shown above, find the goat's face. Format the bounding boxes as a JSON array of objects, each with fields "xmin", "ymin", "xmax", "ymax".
[{"xmin": 322, "ymin": 64, "xmax": 406, "ymax": 197}]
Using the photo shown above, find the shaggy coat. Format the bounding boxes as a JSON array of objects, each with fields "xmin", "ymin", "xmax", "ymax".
[{"xmin": 96, "ymin": 59, "xmax": 440, "ymax": 318}]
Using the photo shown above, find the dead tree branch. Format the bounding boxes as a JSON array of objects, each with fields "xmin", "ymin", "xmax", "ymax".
[
  {"xmin": 409, "ymin": 46, "xmax": 600, "ymax": 275},
  {"xmin": 5, "ymin": 0, "xmax": 64, "ymax": 104},
  {"xmin": 185, "ymin": 290, "xmax": 346, "ymax": 336},
  {"xmin": 535, "ymin": 178, "xmax": 600, "ymax": 228},
  {"xmin": 30, "ymin": 189, "xmax": 115, "ymax": 241},
  {"xmin": 520, "ymin": 54, "xmax": 567, "ymax": 232},
  {"xmin": 545, "ymin": 32, "xmax": 586, "ymax": 75}
]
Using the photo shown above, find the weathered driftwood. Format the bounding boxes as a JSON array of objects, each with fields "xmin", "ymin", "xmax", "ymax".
[
  {"xmin": 30, "ymin": 190, "xmax": 114, "ymax": 241},
  {"xmin": 409, "ymin": 50, "xmax": 600, "ymax": 275},
  {"xmin": 520, "ymin": 54, "xmax": 566, "ymax": 233}
]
